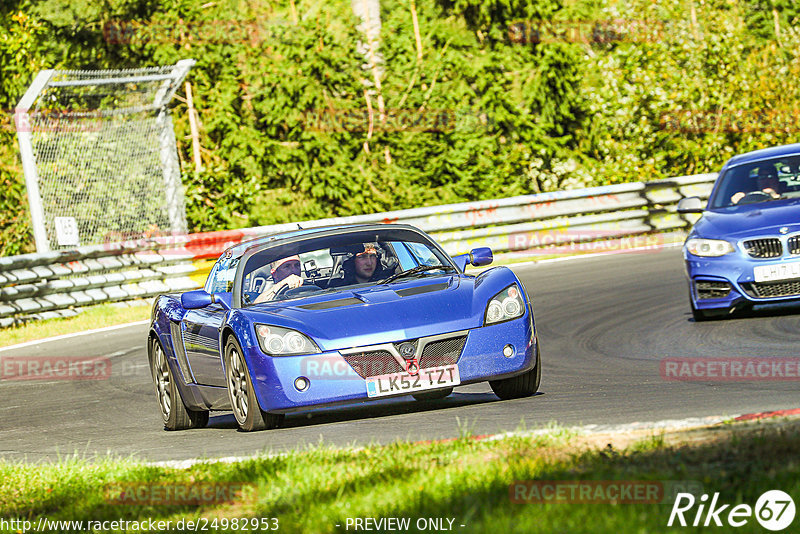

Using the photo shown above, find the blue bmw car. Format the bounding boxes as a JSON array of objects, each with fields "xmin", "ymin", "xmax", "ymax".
[
  {"xmin": 678, "ymin": 143, "xmax": 800, "ymax": 321},
  {"xmin": 147, "ymin": 224, "xmax": 540, "ymax": 431}
]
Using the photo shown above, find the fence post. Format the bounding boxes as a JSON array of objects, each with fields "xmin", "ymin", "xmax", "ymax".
[{"xmin": 15, "ymin": 70, "xmax": 55, "ymax": 253}]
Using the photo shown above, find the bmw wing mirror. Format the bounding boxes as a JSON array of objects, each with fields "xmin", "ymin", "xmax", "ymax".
[
  {"xmin": 470, "ymin": 247, "xmax": 493, "ymax": 267},
  {"xmin": 181, "ymin": 290, "xmax": 213, "ymax": 309},
  {"xmin": 677, "ymin": 197, "xmax": 704, "ymax": 214}
]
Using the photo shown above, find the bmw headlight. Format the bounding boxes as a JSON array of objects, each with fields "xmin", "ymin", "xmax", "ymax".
[
  {"xmin": 685, "ymin": 238, "xmax": 735, "ymax": 257},
  {"xmin": 255, "ymin": 324, "xmax": 320, "ymax": 356},
  {"xmin": 485, "ymin": 285, "xmax": 525, "ymax": 325}
]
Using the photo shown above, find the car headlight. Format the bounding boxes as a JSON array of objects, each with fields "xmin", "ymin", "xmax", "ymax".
[
  {"xmin": 485, "ymin": 285, "xmax": 525, "ymax": 325},
  {"xmin": 255, "ymin": 324, "xmax": 320, "ymax": 356},
  {"xmin": 685, "ymin": 238, "xmax": 735, "ymax": 257}
]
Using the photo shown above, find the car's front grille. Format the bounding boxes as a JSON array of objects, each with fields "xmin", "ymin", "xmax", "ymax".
[
  {"xmin": 342, "ymin": 334, "xmax": 468, "ymax": 378},
  {"xmin": 341, "ymin": 350, "xmax": 403, "ymax": 379},
  {"xmin": 788, "ymin": 236, "xmax": 800, "ymax": 256},
  {"xmin": 743, "ymin": 238, "xmax": 782, "ymax": 259},
  {"xmin": 420, "ymin": 336, "xmax": 467, "ymax": 368},
  {"xmin": 695, "ymin": 281, "xmax": 731, "ymax": 300},
  {"xmin": 743, "ymin": 281, "xmax": 800, "ymax": 299}
]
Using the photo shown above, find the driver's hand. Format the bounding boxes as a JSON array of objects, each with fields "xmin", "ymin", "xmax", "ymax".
[
  {"xmin": 730, "ymin": 192, "xmax": 745, "ymax": 204},
  {"xmin": 253, "ymin": 274, "xmax": 303, "ymax": 304},
  {"xmin": 283, "ymin": 274, "xmax": 303, "ymax": 289},
  {"xmin": 763, "ymin": 187, "xmax": 781, "ymax": 198}
]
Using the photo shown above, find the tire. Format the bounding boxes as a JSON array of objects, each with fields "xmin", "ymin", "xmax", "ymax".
[
  {"xmin": 412, "ymin": 387, "xmax": 453, "ymax": 401},
  {"xmin": 490, "ymin": 343, "xmax": 541, "ymax": 400},
  {"xmin": 149, "ymin": 337, "xmax": 209, "ymax": 431},
  {"xmin": 224, "ymin": 336, "xmax": 284, "ymax": 432}
]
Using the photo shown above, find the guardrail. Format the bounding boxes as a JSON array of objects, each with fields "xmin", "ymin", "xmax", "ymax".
[{"xmin": 0, "ymin": 173, "xmax": 716, "ymax": 327}]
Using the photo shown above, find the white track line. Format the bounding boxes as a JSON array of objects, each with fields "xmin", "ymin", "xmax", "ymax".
[{"xmin": 0, "ymin": 320, "xmax": 149, "ymax": 353}]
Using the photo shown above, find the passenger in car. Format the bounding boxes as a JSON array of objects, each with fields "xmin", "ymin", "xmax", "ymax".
[{"xmin": 329, "ymin": 243, "xmax": 393, "ymax": 287}]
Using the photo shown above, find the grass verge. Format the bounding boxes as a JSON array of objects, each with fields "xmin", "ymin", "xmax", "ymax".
[
  {"xmin": 0, "ymin": 302, "xmax": 150, "ymax": 348},
  {"xmin": 1, "ymin": 417, "xmax": 798, "ymax": 533}
]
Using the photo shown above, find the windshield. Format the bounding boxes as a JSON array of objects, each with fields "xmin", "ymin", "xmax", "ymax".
[
  {"xmin": 240, "ymin": 228, "xmax": 454, "ymax": 306},
  {"xmin": 710, "ymin": 155, "xmax": 800, "ymax": 208}
]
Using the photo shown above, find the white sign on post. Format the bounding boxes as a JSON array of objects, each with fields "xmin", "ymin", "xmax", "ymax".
[{"xmin": 54, "ymin": 216, "xmax": 80, "ymax": 246}]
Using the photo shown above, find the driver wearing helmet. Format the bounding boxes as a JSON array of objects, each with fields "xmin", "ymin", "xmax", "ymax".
[
  {"xmin": 731, "ymin": 166, "xmax": 783, "ymax": 204},
  {"xmin": 253, "ymin": 255, "xmax": 303, "ymax": 303}
]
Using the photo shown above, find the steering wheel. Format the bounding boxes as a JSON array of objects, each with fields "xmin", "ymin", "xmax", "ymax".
[
  {"xmin": 738, "ymin": 190, "xmax": 773, "ymax": 204},
  {"xmin": 272, "ymin": 283, "xmax": 291, "ymax": 298},
  {"xmin": 272, "ymin": 281, "xmax": 320, "ymax": 299}
]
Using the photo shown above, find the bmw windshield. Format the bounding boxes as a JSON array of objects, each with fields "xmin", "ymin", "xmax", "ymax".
[{"xmin": 710, "ymin": 155, "xmax": 800, "ymax": 208}]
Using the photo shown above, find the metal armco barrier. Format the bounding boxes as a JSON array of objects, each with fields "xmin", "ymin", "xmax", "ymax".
[{"xmin": 0, "ymin": 173, "xmax": 716, "ymax": 327}]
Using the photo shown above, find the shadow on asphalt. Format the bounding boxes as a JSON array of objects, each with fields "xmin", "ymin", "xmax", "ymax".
[
  {"xmin": 687, "ymin": 302, "xmax": 800, "ymax": 323},
  {"xmin": 204, "ymin": 391, "xmax": 545, "ymax": 431}
]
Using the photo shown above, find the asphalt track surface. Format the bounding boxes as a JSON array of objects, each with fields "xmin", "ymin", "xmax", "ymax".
[{"xmin": 2, "ymin": 248, "xmax": 799, "ymax": 463}]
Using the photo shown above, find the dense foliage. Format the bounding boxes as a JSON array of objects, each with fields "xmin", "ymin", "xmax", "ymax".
[{"xmin": 1, "ymin": 0, "xmax": 799, "ymax": 255}]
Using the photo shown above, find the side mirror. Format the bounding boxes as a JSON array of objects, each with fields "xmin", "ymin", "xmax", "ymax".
[
  {"xmin": 452, "ymin": 254, "xmax": 470, "ymax": 272},
  {"xmin": 181, "ymin": 290, "xmax": 213, "ymax": 309},
  {"xmin": 452, "ymin": 247, "xmax": 494, "ymax": 271},
  {"xmin": 677, "ymin": 197, "xmax": 704, "ymax": 214},
  {"xmin": 469, "ymin": 247, "xmax": 493, "ymax": 267}
]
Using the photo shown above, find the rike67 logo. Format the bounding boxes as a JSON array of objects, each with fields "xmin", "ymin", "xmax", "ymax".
[{"xmin": 668, "ymin": 490, "xmax": 796, "ymax": 531}]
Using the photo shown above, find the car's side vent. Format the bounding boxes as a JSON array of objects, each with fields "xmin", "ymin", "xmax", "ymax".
[
  {"xmin": 742, "ymin": 238, "xmax": 782, "ymax": 258},
  {"xmin": 695, "ymin": 281, "xmax": 731, "ymax": 300},
  {"xmin": 169, "ymin": 321, "xmax": 196, "ymax": 384},
  {"xmin": 788, "ymin": 236, "xmax": 800, "ymax": 256}
]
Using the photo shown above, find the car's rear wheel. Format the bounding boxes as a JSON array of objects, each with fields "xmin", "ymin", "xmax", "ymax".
[
  {"xmin": 224, "ymin": 337, "xmax": 284, "ymax": 432},
  {"xmin": 490, "ymin": 343, "xmax": 541, "ymax": 400},
  {"xmin": 412, "ymin": 387, "xmax": 453, "ymax": 401},
  {"xmin": 149, "ymin": 337, "xmax": 208, "ymax": 430}
]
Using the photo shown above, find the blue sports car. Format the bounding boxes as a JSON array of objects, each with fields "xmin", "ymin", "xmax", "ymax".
[
  {"xmin": 678, "ymin": 143, "xmax": 800, "ymax": 321},
  {"xmin": 147, "ymin": 224, "xmax": 540, "ymax": 431}
]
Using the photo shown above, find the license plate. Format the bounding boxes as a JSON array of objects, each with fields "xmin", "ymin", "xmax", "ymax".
[
  {"xmin": 365, "ymin": 364, "xmax": 460, "ymax": 398},
  {"xmin": 754, "ymin": 261, "xmax": 800, "ymax": 282}
]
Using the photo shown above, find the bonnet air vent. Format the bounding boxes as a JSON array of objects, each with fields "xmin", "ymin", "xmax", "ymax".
[
  {"xmin": 394, "ymin": 282, "xmax": 449, "ymax": 297},
  {"xmin": 297, "ymin": 297, "xmax": 363, "ymax": 310}
]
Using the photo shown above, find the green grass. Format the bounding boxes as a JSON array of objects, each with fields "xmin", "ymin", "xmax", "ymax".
[
  {"xmin": 0, "ymin": 302, "xmax": 151, "ymax": 348},
  {"xmin": 1, "ymin": 419, "xmax": 798, "ymax": 533}
]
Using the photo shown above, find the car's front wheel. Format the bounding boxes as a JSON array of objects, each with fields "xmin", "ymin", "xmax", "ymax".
[
  {"xmin": 490, "ymin": 343, "xmax": 541, "ymax": 400},
  {"xmin": 149, "ymin": 337, "xmax": 209, "ymax": 430},
  {"xmin": 224, "ymin": 337, "xmax": 284, "ymax": 432}
]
